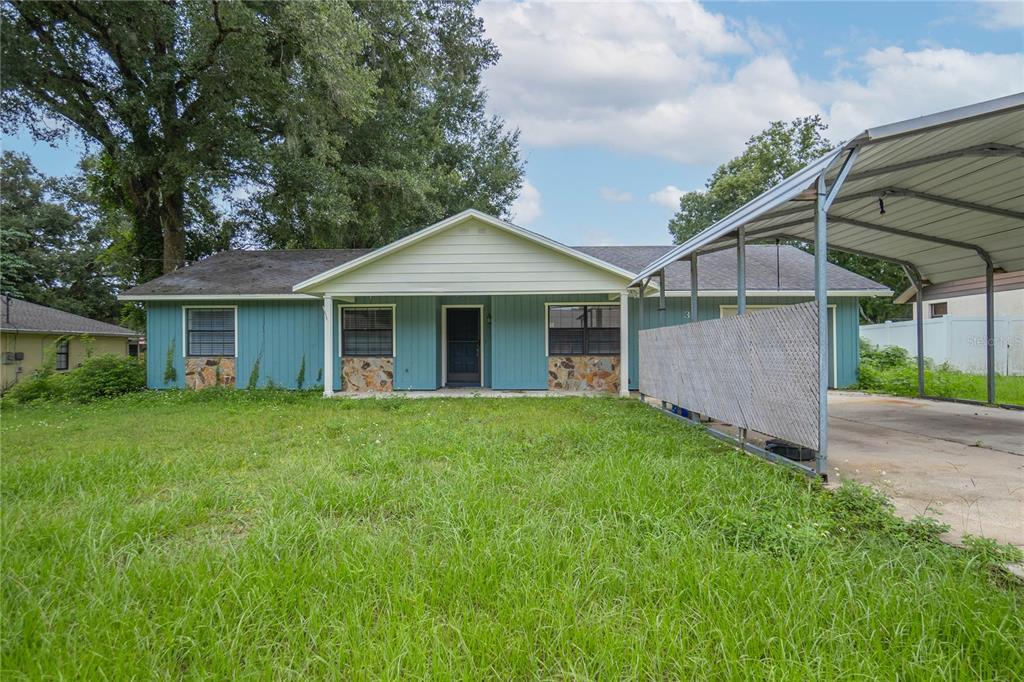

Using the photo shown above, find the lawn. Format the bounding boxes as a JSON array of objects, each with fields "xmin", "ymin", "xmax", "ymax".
[{"xmin": 2, "ymin": 392, "xmax": 1021, "ymax": 679}]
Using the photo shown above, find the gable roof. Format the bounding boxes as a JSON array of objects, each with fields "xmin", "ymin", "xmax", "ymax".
[
  {"xmin": 290, "ymin": 209, "xmax": 637, "ymax": 292},
  {"xmin": 576, "ymin": 245, "xmax": 890, "ymax": 294},
  {"xmin": 0, "ymin": 298, "xmax": 138, "ymax": 337}
]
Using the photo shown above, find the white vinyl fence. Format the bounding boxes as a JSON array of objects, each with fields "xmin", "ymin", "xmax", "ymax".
[{"xmin": 860, "ymin": 315, "xmax": 1024, "ymax": 376}]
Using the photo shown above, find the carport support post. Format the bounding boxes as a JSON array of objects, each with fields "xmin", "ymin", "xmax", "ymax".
[
  {"xmin": 658, "ymin": 269, "xmax": 667, "ymax": 327},
  {"xmin": 323, "ymin": 295, "xmax": 334, "ymax": 397},
  {"xmin": 903, "ymin": 265, "xmax": 925, "ymax": 397},
  {"xmin": 986, "ymin": 262, "xmax": 996, "ymax": 403},
  {"xmin": 619, "ymin": 289, "xmax": 630, "ymax": 397},
  {"xmin": 737, "ymin": 224, "xmax": 746, "ymax": 315},
  {"xmin": 690, "ymin": 256, "xmax": 699, "ymax": 322},
  {"xmin": 814, "ymin": 173, "xmax": 828, "ymax": 477}
]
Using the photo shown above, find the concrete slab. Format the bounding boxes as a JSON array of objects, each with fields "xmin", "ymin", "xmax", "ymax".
[{"xmin": 828, "ymin": 392, "xmax": 1024, "ymax": 547}]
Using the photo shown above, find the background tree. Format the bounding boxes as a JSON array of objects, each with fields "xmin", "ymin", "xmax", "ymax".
[
  {"xmin": 0, "ymin": 151, "xmax": 122, "ymax": 323},
  {"xmin": 667, "ymin": 117, "xmax": 909, "ymax": 323},
  {"xmin": 3, "ymin": 0, "xmax": 523, "ymax": 283}
]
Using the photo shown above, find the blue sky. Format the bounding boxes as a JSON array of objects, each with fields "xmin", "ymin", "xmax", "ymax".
[{"xmin": 5, "ymin": 1, "xmax": 1023, "ymax": 247}]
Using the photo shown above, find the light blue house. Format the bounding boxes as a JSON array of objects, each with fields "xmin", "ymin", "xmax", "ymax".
[{"xmin": 121, "ymin": 210, "xmax": 888, "ymax": 395}]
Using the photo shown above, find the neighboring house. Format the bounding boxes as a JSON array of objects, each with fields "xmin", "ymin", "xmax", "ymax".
[
  {"xmin": 861, "ymin": 271, "xmax": 1024, "ymax": 375},
  {"xmin": 0, "ymin": 297, "xmax": 140, "ymax": 393},
  {"xmin": 119, "ymin": 210, "xmax": 889, "ymax": 395},
  {"xmin": 892, "ymin": 271, "xmax": 1024, "ymax": 320}
]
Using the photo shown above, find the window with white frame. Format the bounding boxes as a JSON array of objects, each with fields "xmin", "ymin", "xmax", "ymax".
[
  {"xmin": 548, "ymin": 305, "xmax": 619, "ymax": 355},
  {"xmin": 55, "ymin": 339, "xmax": 69, "ymax": 370},
  {"xmin": 342, "ymin": 307, "xmax": 393, "ymax": 356},
  {"xmin": 186, "ymin": 308, "xmax": 235, "ymax": 356}
]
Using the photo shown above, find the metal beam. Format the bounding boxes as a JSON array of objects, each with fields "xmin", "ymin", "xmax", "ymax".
[
  {"xmin": 832, "ymin": 186, "xmax": 1024, "ymax": 221},
  {"xmin": 828, "ymin": 216, "xmax": 994, "ymax": 267},
  {"xmin": 824, "ymin": 147, "xmax": 860, "ymax": 210},
  {"xmin": 658, "ymin": 269, "xmax": 666, "ymax": 315},
  {"xmin": 845, "ymin": 143, "xmax": 1024, "ymax": 181}
]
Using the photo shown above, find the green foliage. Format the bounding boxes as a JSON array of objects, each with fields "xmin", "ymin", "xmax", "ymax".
[
  {"xmin": 6, "ymin": 354, "xmax": 144, "ymax": 404},
  {"xmin": 0, "ymin": 152, "xmax": 124, "ymax": 323},
  {"xmin": 3, "ymin": 0, "xmax": 522, "ymax": 281},
  {"xmin": 296, "ymin": 355, "xmax": 306, "ymax": 390},
  {"xmin": 2, "ymin": 397, "xmax": 1021, "ymax": 677},
  {"xmin": 163, "ymin": 340, "xmax": 177, "ymax": 385},
  {"xmin": 669, "ymin": 117, "xmax": 832, "ymax": 244},
  {"xmin": 857, "ymin": 339, "xmax": 1024, "ymax": 405},
  {"xmin": 666, "ymin": 117, "xmax": 910, "ymax": 323},
  {"xmin": 246, "ymin": 358, "xmax": 261, "ymax": 391}
]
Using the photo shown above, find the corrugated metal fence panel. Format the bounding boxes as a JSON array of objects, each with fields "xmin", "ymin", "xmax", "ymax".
[{"xmin": 639, "ymin": 301, "xmax": 821, "ymax": 450}]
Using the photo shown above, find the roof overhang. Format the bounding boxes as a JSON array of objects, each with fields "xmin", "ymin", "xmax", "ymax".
[
  {"xmin": 294, "ymin": 209, "xmax": 640, "ymax": 293},
  {"xmin": 632, "ymin": 93, "xmax": 1024, "ymax": 289},
  {"xmin": 118, "ymin": 293, "xmax": 319, "ymax": 302}
]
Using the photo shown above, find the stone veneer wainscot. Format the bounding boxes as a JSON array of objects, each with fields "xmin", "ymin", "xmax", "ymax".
[
  {"xmin": 342, "ymin": 357, "xmax": 394, "ymax": 392},
  {"xmin": 547, "ymin": 355, "xmax": 619, "ymax": 393},
  {"xmin": 185, "ymin": 357, "xmax": 236, "ymax": 389}
]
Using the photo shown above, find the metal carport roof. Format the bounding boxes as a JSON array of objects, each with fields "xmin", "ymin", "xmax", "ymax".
[{"xmin": 632, "ymin": 92, "xmax": 1024, "ymax": 287}]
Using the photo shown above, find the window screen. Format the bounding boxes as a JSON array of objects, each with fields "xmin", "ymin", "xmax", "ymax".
[
  {"xmin": 342, "ymin": 307, "xmax": 393, "ymax": 356},
  {"xmin": 186, "ymin": 308, "xmax": 235, "ymax": 356},
  {"xmin": 55, "ymin": 339, "xmax": 69, "ymax": 370},
  {"xmin": 548, "ymin": 305, "xmax": 619, "ymax": 355}
]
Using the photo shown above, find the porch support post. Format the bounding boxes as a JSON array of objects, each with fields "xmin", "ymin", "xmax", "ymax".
[
  {"xmin": 689, "ymin": 256, "xmax": 699, "ymax": 322},
  {"xmin": 658, "ymin": 269, "xmax": 667, "ymax": 327},
  {"xmin": 619, "ymin": 289, "xmax": 630, "ymax": 397},
  {"xmin": 814, "ymin": 173, "xmax": 829, "ymax": 477},
  {"xmin": 323, "ymin": 295, "xmax": 334, "ymax": 396},
  {"xmin": 985, "ymin": 262, "xmax": 996, "ymax": 403},
  {"xmin": 737, "ymin": 224, "xmax": 746, "ymax": 315}
]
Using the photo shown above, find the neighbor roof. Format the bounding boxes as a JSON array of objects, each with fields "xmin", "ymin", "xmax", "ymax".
[
  {"xmin": 576, "ymin": 244, "xmax": 889, "ymax": 293},
  {"xmin": 120, "ymin": 243, "xmax": 887, "ymax": 299},
  {"xmin": 0, "ymin": 298, "xmax": 138, "ymax": 337}
]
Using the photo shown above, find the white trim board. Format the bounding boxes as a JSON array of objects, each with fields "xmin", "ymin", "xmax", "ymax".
[
  {"xmin": 440, "ymin": 305, "xmax": 485, "ymax": 388},
  {"xmin": 719, "ymin": 303, "xmax": 838, "ymax": 388},
  {"xmin": 292, "ymin": 209, "xmax": 641, "ymax": 292},
  {"xmin": 337, "ymin": 303, "xmax": 397, "ymax": 358},
  {"xmin": 660, "ymin": 289, "xmax": 890, "ymax": 298},
  {"xmin": 181, "ymin": 305, "xmax": 238, "ymax": 358}
]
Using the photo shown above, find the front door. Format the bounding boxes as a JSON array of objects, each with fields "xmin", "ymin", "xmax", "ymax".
[{"xmin": 446, "ymin": 307, "xmax": 481, "ymax": 386}]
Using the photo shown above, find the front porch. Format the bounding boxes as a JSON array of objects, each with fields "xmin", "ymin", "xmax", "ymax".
[{"xmin": 320, "ymin": 293, "xmax": 631, "ymax": 397}]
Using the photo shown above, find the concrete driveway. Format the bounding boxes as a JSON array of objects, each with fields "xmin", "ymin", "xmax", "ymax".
[{"xmin": 827, "ymin": 392, "xmax": 1024, "ymax": 547}]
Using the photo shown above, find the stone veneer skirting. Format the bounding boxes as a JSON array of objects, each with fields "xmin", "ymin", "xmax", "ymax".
[
  {"xmin": 547, "ymin": 355, "xmax": 619, "ymax": 393},
  {"xmin": 185, "ymin": 357, "xmax": 236, "ymax": 389},
  {"xmin": 342, "ymin": 357, "xmax": 394, "ymax": 392}
]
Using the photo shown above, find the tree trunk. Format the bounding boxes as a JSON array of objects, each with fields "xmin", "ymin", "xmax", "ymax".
[{"xmin": 125, "ymin": 173, "xmax": 186, "ymax": 281}]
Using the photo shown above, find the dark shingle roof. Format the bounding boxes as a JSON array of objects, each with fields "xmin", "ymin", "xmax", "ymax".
[
  {"xmin": 121, "ymin": 244, "xmax": 887, "ymax": 297},
  {"xmin": 122, "ymin": 249, "xmax": 371, "ymax": 296},
  {"xmin": 574, "ymin": 245, "xmax": 889, "ymax": 292},
  {"xmin": 0, "ymin": 298, "xmax": 138, "ymax": 336}
]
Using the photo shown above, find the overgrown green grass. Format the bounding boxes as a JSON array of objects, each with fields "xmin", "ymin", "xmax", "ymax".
[
  {"xmin": 858, "ymin": 340, "xmax": 1024, "ymax": 405},
  {"xmin": 2, "ymin": 392, "xmax": 1021, "ymax": 679}
]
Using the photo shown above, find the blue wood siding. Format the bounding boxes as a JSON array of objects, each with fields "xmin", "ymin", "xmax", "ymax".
[
  {"xmin": 238, "ymin": 301, "xmax": 323, "ymax": 389},
  {"xmin": 145, "ymin": 294, "xmax": 861, "ymax": 392},
  {"xmin": 145, "ymin": 302, "xmax": 185, "ymax": 389}
]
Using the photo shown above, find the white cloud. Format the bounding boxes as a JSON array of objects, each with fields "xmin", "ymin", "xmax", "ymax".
[
  {"xmin": 599, "ymin": 186, "xmax": 634, "ymax": 203},
  {"xmin": 478, "ymin": 1, "xmax": 1024, "ymax": 163},
  {"xmin": 510, "ymin": 178, "xmax": 542, "ymax": 225},
  {"xmin": 648, "ymin": 185, "xmax": 689, "ymax": 210},
  {"xmin": 976, "ymin": 1, "xmax": 1024, "ymax": 29}
]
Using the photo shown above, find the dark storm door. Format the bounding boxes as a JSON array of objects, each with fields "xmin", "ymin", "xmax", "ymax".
[{"xmin": 446, "ymin": 308, "xmax": 481, "ymax": 386}]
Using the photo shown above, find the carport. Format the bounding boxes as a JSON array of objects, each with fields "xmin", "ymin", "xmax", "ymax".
[{"xmin": 632, "ymin": 93, "xmax": 1024, "ymax": 479}]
